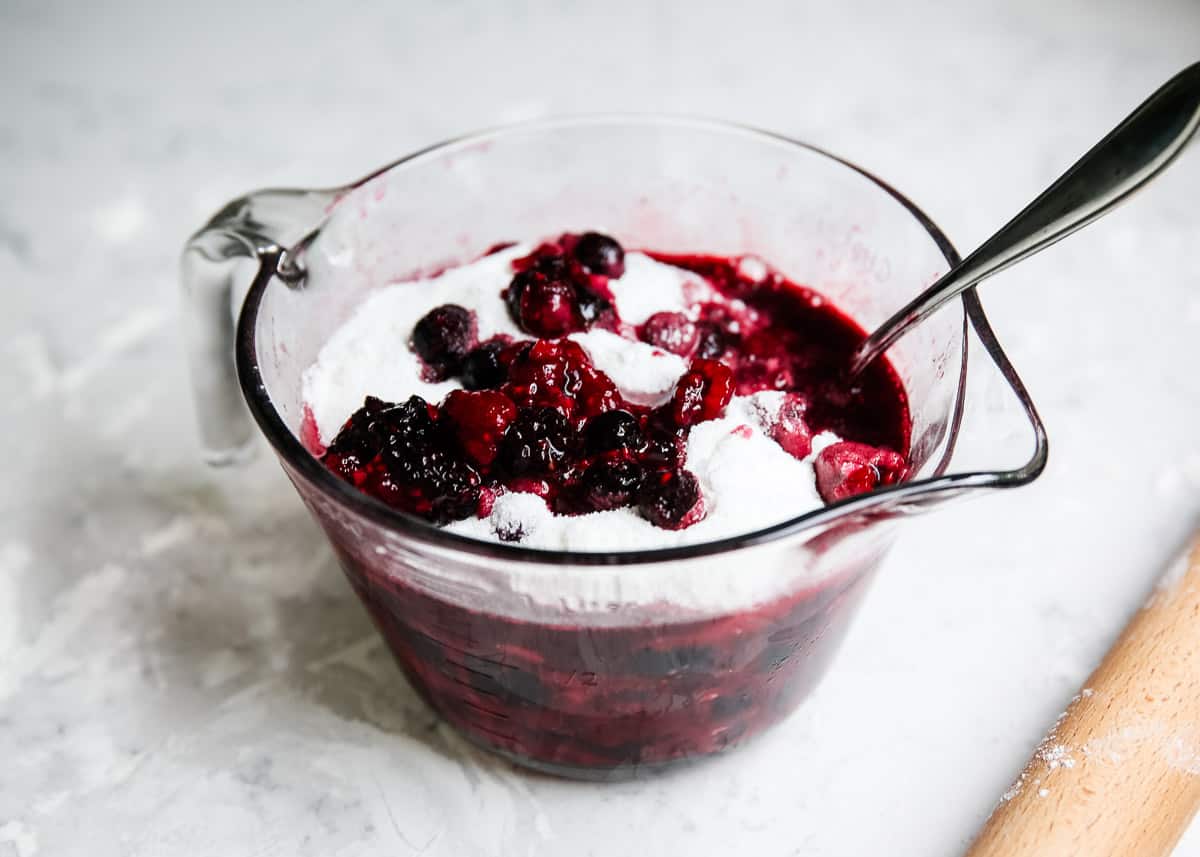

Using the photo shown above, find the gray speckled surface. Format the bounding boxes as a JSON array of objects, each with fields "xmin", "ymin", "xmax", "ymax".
[{"xmin": 3, "ymin": 1, "xmax": 1200, "ymax": 855}]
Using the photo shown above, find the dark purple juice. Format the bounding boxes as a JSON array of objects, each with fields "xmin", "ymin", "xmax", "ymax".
[{"xmin": 324, "ymin": 534, "xmax": 879, "ymax": 779}]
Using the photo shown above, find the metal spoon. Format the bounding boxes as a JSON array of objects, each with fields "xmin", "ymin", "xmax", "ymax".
[{"xmin": 849, "ymin": 61, "xmax": 1200, "ymax": 377}]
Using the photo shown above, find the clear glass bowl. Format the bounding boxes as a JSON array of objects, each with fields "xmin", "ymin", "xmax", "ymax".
[{"xmin": 182, "ymin": 116, "xmax": 1047, "ymax": 779}]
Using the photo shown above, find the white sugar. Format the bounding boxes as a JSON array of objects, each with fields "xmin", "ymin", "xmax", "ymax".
[
  {"xmin": 569, "ymin": 329, "xmax": 687, "ymax": 406},
  {"xmin": 605, "ymin": 251, "xmax": 699, "ymax": 323}
]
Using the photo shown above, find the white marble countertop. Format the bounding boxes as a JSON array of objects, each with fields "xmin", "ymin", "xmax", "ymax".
[{"xmin": 3, "ymin": 1, "xmax": 1199, "ymax": 854}]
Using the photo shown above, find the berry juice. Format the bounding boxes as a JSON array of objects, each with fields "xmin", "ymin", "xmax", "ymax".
[{"xmin": 313, "ymin": 522, "xmax": 884, "ymax": 779}]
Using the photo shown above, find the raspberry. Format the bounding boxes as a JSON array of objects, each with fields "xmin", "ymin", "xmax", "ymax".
[
  {"xmin": 671, "ymin": 358, "xmax": 735, "ymax": 427},
  {"xmin": 813, "ymin": 442, "xmax": 908, "ymax": 503},
  {"xmin": 573, "ymin": 367, "xmax": 622, "ymax": 423},
  {"xmin": 503, "ymin": 339, "xmax": 621, "ymax": 426},
  {"xmin": 503, "ymin": 339, "xmax": 583, "ymax": 411},
  {"xmin": 476, "ymin": 486, "xmax": 498, "ymax": 518},
  {"xmin": 439, "ymin": 389, "xmax": 518, "ymax": 469},
  {"xmin": 768, "ymin": 394, "xmax": 812, "ymax": 460}
]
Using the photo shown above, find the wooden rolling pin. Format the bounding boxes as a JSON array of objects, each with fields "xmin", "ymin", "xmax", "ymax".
[{"xmin": 965, "ymin": 533, "xmax": 1200, "ymax": 857}]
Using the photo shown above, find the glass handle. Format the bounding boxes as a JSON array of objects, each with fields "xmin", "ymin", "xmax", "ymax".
[{"xmin": 180, "ymin": 187, "xmax": 337, "ymax": 465}]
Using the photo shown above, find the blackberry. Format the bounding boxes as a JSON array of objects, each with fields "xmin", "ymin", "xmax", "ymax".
[{"xmin": 498, "ymin": 407, "xmax": 575, "ymax": 476}]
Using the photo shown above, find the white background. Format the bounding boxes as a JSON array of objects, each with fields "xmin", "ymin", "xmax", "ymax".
[{"xmin": 2, "ymin": 1, "xmax": 1199, "ymax": 855}]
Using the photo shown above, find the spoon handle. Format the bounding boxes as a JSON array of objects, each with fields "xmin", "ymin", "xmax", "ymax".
[{"xmin": 850, "ymin": 62, "xmax": 1200, "ymax": 376}]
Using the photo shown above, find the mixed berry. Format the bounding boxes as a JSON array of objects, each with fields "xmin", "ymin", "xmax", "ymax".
[{"xmin": 318, "ymin": 233, "xmax": 912, "ymax": 533}]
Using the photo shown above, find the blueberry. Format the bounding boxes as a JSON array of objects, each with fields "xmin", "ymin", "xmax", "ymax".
[
  {"xmin": 460, "ymin": 342, "xmax": 508, "ymax": 390},
  {"xmin": 584, "ymin": 409, "xmax": 644, "ymax": 455},
  {"xmin": 580, "ymin": 458, "xmax": 644, "ymax": 511},
  {"xmin": 411, "ymin": 304, "xmax": 476, "ymax": 380},
  {"xmin": 638, "ymin": 467, "xmax": 702, "ymax": 529},
  {"xmin": 574, "ymin": 232, "xmax": 625, "ymax": 278}
]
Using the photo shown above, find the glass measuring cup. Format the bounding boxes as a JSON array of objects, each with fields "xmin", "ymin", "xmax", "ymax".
[{"xmin": 181, "ymin": 117, "xmax": 1047, "ymax": 779}]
